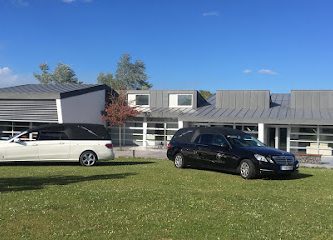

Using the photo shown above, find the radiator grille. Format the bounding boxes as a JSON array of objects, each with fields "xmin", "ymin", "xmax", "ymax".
[{"xmin": 272, "ymin": 156, "xmax": 295, "ymax": 165}]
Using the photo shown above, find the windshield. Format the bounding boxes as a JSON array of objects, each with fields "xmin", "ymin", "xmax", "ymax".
[{"xmin": 226, "ymin": 134, "xmax": 265, "ymax": 147}]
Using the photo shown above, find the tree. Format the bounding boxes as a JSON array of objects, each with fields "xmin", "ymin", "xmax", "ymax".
[
  {"xmin": 34, "ymin": 63, "xmax": 81, "ymax": 84},
  {"xmin": 33, "ymin": 63, "xmax": 53, "ymax": 84},
  {"xmin": 115, "ymin": 54, "xmax": 152, "ymax": 90},
  {"xmin": 102, "ymin": 91, "xmax": 140, "ymax": 149},
  {"xmin": 97, "ymin": 72, "xmax": 123, "ymax": 89},
  {"xmin": 199, "ymin": 90, "xmax": 213, "ymax": 100}
]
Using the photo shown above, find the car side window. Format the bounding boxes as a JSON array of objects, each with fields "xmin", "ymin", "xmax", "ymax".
[
  {"xmin": 195, "ymin": 134, "xmax": 229, "ymax": 146},
  {"xmin": 18, "ymin": 131, "xmax": 39, "ymax": 141},
  {"xmin": 196, "ymin": 134, "xmax": 214, "ymax": 145},
  {"xmin": 212, "ymin": 134, "xmax": 229, "ymax": 146},
  {"xmin": 38, "ymin": 131, "xmax": 69, "ymax": 141}
]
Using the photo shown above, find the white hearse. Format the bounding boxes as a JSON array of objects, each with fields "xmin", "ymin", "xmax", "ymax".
[{"xmin": 0, "ymin": 123, "xmax": 115, "ymax": 166}]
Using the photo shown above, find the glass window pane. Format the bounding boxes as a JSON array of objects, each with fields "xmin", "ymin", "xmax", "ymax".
[
  {"xmin": 136, "ymin": 95, "xmax": 149, "ymax": 105},
  {"xmin": 291, "ymin": 127, "xmax": 317, "ymax": 134},
  {"xmin": 290, "ymin": 134, "xmax": 317, "ymax": 141},
  {"xmin": 320, "ymin": 128, "xmax": 333, "ymax": 134},
  {"xmin": 178, "ymin": 95, "xmax": 192, "ymax": 106}
]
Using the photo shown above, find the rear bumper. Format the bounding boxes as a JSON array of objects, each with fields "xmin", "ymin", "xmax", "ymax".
[{"xmin": 98, "ymin": 150, "xmax": 115, "ymax": 161}]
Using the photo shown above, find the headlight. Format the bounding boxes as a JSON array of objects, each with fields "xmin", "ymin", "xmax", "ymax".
[{"xmin": 254, "ymin": 154, "xmax": 274, "ymax": 163}]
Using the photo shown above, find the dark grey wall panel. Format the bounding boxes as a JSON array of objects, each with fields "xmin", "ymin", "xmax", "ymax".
[
  {"xmin": 216, "ymin": 90, "xmax": 270, "ymax": 109},
  {"xmin": 0, "ymin": 100, "xmax": 58, "ymax": 122},
  {"xmin": 127, "ymin": 90, "xmax": 206, "ymax": 109},
  {"xmin": 291, "ymin": 91, "xmax": 333, "ymax": 109}
]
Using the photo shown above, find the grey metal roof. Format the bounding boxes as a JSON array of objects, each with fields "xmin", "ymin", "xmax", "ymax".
[
  {"xmin": 137, "ymin": 91, "xmax": 333, "ymax": 125},
  {"xmin": 0, "ymin": 84, "xmax": 108, "ymax": 100}
]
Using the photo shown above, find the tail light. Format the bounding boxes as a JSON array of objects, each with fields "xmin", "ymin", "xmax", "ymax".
[
  {"xmin": 167, "ymin": 143, "xmax": 172, "ymax": 150},
  {"xmin": 105, "ymin": 143, "xmax": 113, "ymax": 149}
]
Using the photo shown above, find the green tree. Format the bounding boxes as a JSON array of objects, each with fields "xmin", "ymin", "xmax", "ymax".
[
  {"xmin": 97, "ymin": 72, "xmax": 123, "ymax": 89},
  {"xmin": 115, "ymin": 54, "xmax": 152, "ymax": 90},
  {"xmin": 199, "ymin": 90, "xmax": 213, "ymax": 100},
  {"xmin": 33, "ymin": 63, "xmax": 54, "ymax": 84},
  {"xmin": 34, "ymin": 63, "xmax": 80, "ymax": 84}
]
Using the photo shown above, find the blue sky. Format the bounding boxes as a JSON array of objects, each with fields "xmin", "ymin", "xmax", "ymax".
[{"xmin": 0, "ymin": 0, "xmax": 332, "ymax": 92}]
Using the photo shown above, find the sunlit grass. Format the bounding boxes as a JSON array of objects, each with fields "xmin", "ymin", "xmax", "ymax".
[{"xmin": 0, "ymin": 159, "xmax": 332, "ymax": 239}]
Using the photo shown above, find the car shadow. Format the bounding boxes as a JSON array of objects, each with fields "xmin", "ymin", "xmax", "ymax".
[
  {"xmin": 0, "ymin": 172, "xmax": 137, "ymax": 193},
  {"xmin": 98, "ymin": 161, "xmax": 154, "ymax": 166},
  {"xmin": 261, "ymin": 173, "xmax": 313, "ymax": 180},
  {"xmin": 186, "ymin": 165, "xmax": 313, "ymax": 180},
  {"xmin": 0, "ymin": 161, "xmax": 154, "ymax": 167}
]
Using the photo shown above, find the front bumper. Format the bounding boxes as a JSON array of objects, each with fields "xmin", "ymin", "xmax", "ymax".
[{"xmin": 258, "ymin": 160, "xmax": 299, "ymax": 174}]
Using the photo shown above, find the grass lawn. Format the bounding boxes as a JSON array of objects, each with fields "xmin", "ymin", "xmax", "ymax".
[{"xmin": 0, "ymin": 158, "xmax": 332, "ymax": 240}]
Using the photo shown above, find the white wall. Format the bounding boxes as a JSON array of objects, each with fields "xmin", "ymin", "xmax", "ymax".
[{"xmin": 60, "ymin": 90, "xmax": 105, "ymax": 124}]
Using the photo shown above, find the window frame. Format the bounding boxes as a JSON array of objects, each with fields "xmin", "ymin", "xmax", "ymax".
[
  {"xmin": 135, "ymin": 94, "xmax": 150, "ymax": 107},
  {"xmin": 169, "ymin": 94, "xmax": 193, "ymax": 108}
]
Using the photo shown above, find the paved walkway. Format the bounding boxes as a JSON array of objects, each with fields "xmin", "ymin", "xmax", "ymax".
[{"xmin": 113, "ymin": 147, "xmax": 333, "ymax": 169}]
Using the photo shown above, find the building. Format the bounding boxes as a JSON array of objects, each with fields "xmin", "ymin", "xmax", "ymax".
[
  {"xmin": 110, "ymin": 89, "xmax": 333, "ymax": 156},
  {"xmin": 0, "ymin": 84, "xmax": 109, "ymax": 140}
]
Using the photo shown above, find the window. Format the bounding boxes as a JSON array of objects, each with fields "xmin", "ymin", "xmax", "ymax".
[
  {"xmin": 128, "ymin": 94, "xmax": 150, "ymax": 106},
  {"xmin": 197, "ymin": 134, "xmax": 214, "ymax": 145},
  {"xmin": 136, "ymin": 95, "xmax": 149, "ymax": 106},
  {"xmin": 196, "ymin": 134, "xmax": 228, "ymax": 146},
  {"xmin": 38, "ymin": 131, "xmax": 68, "ymax": 140},
  {"xmin": 178, "ymin": 95, "xmax": 192, "ymax": 106},
  {"xmin": 169, "ymin": 94, "xmax": 193, "ymax": 107},
  {"xmin": 18, "ymin": 131, "xmax": 39, "ymax": 141}
]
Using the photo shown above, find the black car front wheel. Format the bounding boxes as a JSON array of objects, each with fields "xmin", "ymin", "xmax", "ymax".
[
  {"xmin": 174, "ymin": 153, "xmax": 186, "ymax": 168},
  {"xmin": 239, "ymin": 159, "xmax": 257, "ymax": 179}
]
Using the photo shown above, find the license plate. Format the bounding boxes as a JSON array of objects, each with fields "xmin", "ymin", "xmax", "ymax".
[{"xmin": 281, "ymin": 165, "xmax": 293, "ymax": 171}]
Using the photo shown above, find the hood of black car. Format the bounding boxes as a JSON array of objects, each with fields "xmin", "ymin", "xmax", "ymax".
[{"xmin": 240, "ymin": 146, "xmax": 293, "ymax": 157}]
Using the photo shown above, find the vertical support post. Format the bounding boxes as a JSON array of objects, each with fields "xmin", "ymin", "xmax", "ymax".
[
  {"xmin": 143, "ymin": 117, "xmax": 147, "ymax": 147},
  {"xmin": 258, "ymin": 123, "xmax": 265, "ymax": 143},
  {"xmin": 163, "ymin": 122, "xmax": 167, "ymax": 147},
  {"xmin": 317, "ymin": 125, "xmax": 320, "ymax": 155},
  {"xmin": 56, "ymin": 99, "xmax": 63, "ymax": 123},
  {"xmin": 287, "ymin": 126, "xmax": 291, "ymax": 152},
  {"xmin": 275, "ymin": 127, "xmax": 280, "ymax": 149},
  {"xmin": 123, "ymin": 122, "xmax": 126, "ymax": 146},
  {"xmin": 178, "ymin": 120, "xmax": 184, "ymax": 129}
]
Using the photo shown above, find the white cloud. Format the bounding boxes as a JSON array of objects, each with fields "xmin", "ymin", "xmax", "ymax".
[
  {"xmin": 0, "ymin": 67, "xmax": 35, "ymax": 88},
  {"xmin": 202, "ymin": 11, "xmax": 219, "ymax": 17},
  {"xmin": 243, "ymin": 69, "xmax": 252, "ymax": 74},
  {"xmin": 257, "ymin": 69, "xmax": 277, "ymax": 75}
]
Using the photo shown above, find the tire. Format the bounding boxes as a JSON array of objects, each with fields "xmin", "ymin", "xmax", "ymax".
[
  {"xmin": 239, "ymin": 159, "xmax": 257, "ymax": 179},
  {"xmin": 79, "ymin": 151, "xmax": 97, "ymax": 167},
  {"xmin": 174, "ymin": 153, "xmax": 186, "ymax": 168}
]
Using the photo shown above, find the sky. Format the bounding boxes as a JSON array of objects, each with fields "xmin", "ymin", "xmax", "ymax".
[{"xmin": 0, "ymin": 0, "xmax": 333, "ymax": 92}]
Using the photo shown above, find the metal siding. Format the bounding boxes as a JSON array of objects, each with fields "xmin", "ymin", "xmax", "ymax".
[{"xmin": 0, "ymin": 99, "xmax": 58, "ymax": 122}]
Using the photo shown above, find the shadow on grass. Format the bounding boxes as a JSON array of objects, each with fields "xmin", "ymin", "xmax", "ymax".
[
  {"xmin": 261, "ymin": 173, "xmax": 313, "ymax": 180},
  {"xmin": 98, "ymin": 161, "xmax": 154, "ymax": 166},
  {"xmin": 185, "ymin": 165, "xmax": 313, "ymax": 180},
  {"xmin": 0, "ymin": 161, "xmax": 154, "ymax": 167},
  {"xmin": 0, "ymin": 173, "xmax": 136, "ymax": 193}
]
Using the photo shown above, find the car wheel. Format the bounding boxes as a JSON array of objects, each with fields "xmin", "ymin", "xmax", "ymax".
[
  {"xmin": 79, "ymin": 151, "xmax": 97, "ymax": 167},
  {"xmin": 174, "ymin": 153, "xmax": 186, "ymax": 168},
  {"xmin": 239, "ymin": 159, "xmax": 257, "ymax": 179}
]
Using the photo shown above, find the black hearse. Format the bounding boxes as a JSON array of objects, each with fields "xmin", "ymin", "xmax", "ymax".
[{"xmin": 167, "ymin": 127, "xmax": 299, "ymax": 179}]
